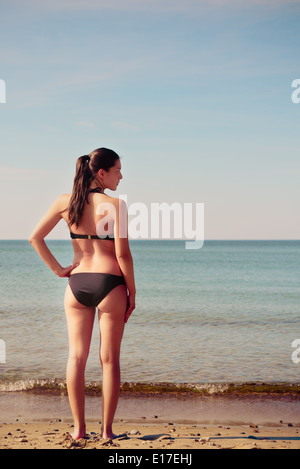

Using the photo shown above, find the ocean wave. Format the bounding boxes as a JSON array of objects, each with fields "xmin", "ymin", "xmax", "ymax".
[
  {"xmin": 0, "ymin": 378, "xmax": 67, "ymax": 393},
  {"xmin": 1, "ymin": 378, "xmax": 300, "ymax": 397}
]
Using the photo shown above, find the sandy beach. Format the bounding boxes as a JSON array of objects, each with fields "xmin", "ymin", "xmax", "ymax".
[
  {"xmin": 0, "ymin": 420, "xmax": 299, "ymax": 450},
  {"xmin": 1, "ymin": 391, "xmax": 299, "ymax": 450}
]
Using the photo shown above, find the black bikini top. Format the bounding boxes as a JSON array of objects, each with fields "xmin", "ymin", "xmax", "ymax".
[
  {"xmin": 70, "ymin": 187, "xmax": 114, "ymax": 241},
  {"xmin": 70, "ymin": 232, "xmax": 114, "ymax": 240}
]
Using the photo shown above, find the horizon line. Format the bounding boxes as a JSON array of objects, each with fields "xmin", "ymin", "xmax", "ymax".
[{"xmin": 0, "ymin": 238, "xmax": 299, "ymax": 242}]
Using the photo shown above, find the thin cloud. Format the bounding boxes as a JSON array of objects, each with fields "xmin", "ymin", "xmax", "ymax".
[
  {"xmin": 111, "ymin": 121, "xmax": 139, "ymax": 131},
  {"xmin": 76, "ymin": 121, "xmax": 96, "ymax": 129},
  {"xmin": 0, "ymin": 166, "xmax": 48, "ymax": 181}
]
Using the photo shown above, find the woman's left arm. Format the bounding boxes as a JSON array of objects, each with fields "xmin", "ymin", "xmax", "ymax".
[{"xmin": 29, "ymin": 195, "xmax": 78, "ymax": 277}]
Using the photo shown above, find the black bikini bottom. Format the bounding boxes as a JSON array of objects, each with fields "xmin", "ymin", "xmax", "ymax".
[{"xmin": 69, "ymin": 272, "xmax": 126, "ymax": 307}]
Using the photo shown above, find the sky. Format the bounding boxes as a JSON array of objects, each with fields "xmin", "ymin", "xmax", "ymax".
[{"xmin": 0, "ymin": 0, "xmax": 299, "ymax": 240}]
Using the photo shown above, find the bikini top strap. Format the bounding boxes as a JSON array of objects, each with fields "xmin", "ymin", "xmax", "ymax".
[{"xmin": 88, "ymin": 187, "xmax": 102, "ymax": 194}]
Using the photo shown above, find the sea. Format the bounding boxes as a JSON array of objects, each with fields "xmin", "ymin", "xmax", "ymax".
[{"xmin": 0, "ymin": 239, "xmax": 299, "ymax": 395}]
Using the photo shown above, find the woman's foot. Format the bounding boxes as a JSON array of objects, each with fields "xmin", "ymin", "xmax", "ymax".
[
  {"xmin": 102, "ymin": 432, "xmax": 117, "ymax": 440},
  {"xmin": 70, "ymin": 425, "xmax": 86, "ymax": 440},
  {"xmin": 101, "ymin": 426, "xmax": 117, "ymax": 440}
]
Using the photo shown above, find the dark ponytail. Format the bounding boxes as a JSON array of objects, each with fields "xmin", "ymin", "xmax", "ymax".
[{"xmin": 68, "ymin": 148, "xmax": 120, "ymax": 228}]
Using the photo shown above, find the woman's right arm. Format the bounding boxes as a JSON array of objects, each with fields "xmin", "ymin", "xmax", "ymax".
[{"xmin": 114, "ymin": 198, "xmax": 136, "ymax": 322}]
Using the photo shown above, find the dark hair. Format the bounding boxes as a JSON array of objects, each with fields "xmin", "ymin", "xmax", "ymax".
[{"xmin": 68, "ymin": 147, "xmax": 120, "ymax": 227}]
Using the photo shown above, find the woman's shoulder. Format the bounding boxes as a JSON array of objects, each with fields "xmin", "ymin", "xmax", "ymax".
[
  {"xmin": 53, "ymin": 193, "xmax": 71, "ymax": 212},
  {"xmin": 58, "ymin": 193, "xmax": 71, "ymax": 200},
  {"xmin": 104, "ymin": 194, "xmax": 127, "ymax": 209}
]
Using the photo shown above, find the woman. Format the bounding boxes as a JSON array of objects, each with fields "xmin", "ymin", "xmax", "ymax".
[{"xmin": 29, "ymin": 147, "xmax": 136, "ymax": 440}]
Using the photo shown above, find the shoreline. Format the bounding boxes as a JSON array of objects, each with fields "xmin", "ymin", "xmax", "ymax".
[
  {"xmin": 1, "ymin": 388, "xmax": 300, "ymax": 425},
  {"xmin": 1, "ymin": 379, "xmax": 300, "ymax": 396}
]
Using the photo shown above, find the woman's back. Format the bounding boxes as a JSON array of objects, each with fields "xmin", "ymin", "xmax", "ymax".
[{"xmin": 61, "ymin": 192, "xmax": 122, "ymax": 276}]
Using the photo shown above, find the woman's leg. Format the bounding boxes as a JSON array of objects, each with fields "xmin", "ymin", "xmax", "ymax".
[
  {"xmin": 64, "ymin": 284, "xmax": 95, "ymax": 439},
  {"xmin": 97, "ymin": 284, "xmax": 127, "ymax": 439}
]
